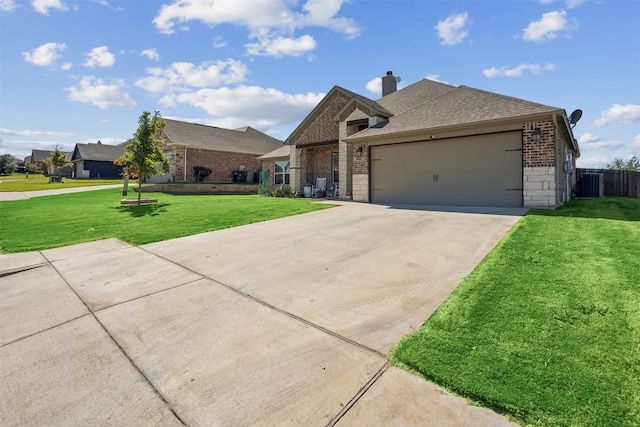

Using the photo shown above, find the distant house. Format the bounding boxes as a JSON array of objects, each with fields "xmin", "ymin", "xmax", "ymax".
[
  {"xmin": 71, "ymin": 141, "xmax": 127, "ymax": 179},
  {"xmin": 160, "ymin": 119, "xmax": 284, "ymax": 182},
  {"xmin": 28, "ymin": 149, "xmax": 73, "ymax": 176},
  {"xmin": 275, "ymin": 71, "xmax": 580, "ymax": 209}
]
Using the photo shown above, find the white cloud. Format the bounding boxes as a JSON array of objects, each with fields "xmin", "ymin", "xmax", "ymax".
[
  {"xmin": 577, "ymin": 132, "xmax": 624, "ymax": 150},
  {"xmin": 593, "ymin": 104, "xmax": 640, "ymax": 127},
  {"xmin": 246, "ymin": 34, "xmax": 317, "ymax": 57},
  {"xmin": 83, "ymin": 46, "xmax": 115, "ymax": 68},
  {"xmin": 1, "ymin": 0, "xmax": 16, "ymax": 11},
  {"xmin": 152, "ymin": 0, "xmax": 360, "ymax": 57},
  {"xmin": 366, "ymin": 77, "xmax": 381, "ymax": 95},
  {"xmin": 425, "ymin": 74, "xmax": 450, "ymax": 84},
  {"xmin": 141, "ymin": 48, "xmax": 160, "ymax": 61},
  {"xmin": 66, "ymin": 76, "xmax": 136, "ymax": 109},
  {"xmin": 578, "ymin": 132, "xmax": 599, "ymax": 144},
  {"xmin": 632, "ymin": 135, "xmax": 640, "ymax": 150},
  {"xmin": 482, "ymin": 63, "xmax": 555, "ymax": 78},
  {"xmin": 32, "ymin": 0, "xmax": 67, "ymax": 15},
  {"xmin": 212, "ymin": 37, "xmax": 226, "ymax": 48},
  {"xmin": 434, "ymin": 12, "xmax": 469, "ymax": 46},
  {"xmin": 22, "ymin": 42, "xmax": 66, "ymax": 67},
  {"xmin": 135, "ymin": 59, "xmax": 248, "ymax": 94},
  {"xmin": 523, "ymin": 10, "xmax": 577, "ymax": 43},
  {"xmin": 0, "ymin": 128, "xmax": 76, "ymax": 138},
  {"xmin": 159, "ymin": 85, "xmax": 325, "ymax": 129}
]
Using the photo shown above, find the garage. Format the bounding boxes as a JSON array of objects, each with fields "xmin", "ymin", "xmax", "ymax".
[{"xmin": 370, "ymin": 131, "xmax": 523, "ymax": 207}]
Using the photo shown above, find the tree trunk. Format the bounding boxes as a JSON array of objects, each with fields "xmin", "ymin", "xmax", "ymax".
[{"xmin": 137, "ymin": 177, "xmax": 142, "ymax": 204}]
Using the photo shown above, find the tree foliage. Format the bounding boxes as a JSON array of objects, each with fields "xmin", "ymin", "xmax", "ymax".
[
  {"xmin": 604, "ymin": 155, "xmax": 640, "ymax": 172},
  {"xmin": 0, "ymin": 154, "xmax": 17, "ymax": 175},
  {"xmin": 44, "ymin": 145, "xmax": 72, "ymax": 177},
  {"xmin": 115, "ymin": 110, "xmax": 170, "ymax": 204}
]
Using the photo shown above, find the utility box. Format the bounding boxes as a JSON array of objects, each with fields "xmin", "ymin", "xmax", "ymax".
[{"xmin": 577, "ymin": 173, "xmax": 604, "ymax": 197}]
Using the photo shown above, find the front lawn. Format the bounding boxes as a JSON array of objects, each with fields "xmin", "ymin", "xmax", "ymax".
[
  {"xmin": 0, "ymin": 173, "xmax": 122, "ymax": 192},
  {"xmin": 0, "ymin": 189, "xmax": 332, "ymax": 253},
  {"xmin": 392, "ymin": 197, "xmax": 640, "ymax": 427}
]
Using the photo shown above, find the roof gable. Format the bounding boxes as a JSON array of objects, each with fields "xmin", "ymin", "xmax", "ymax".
[
  {"xmin": 163, "ymin": 119, "xmax": 283, "ymax": 155},
  {"xmin": 285, "ymin": 86, "xmax": 384, "ymax": 146}
]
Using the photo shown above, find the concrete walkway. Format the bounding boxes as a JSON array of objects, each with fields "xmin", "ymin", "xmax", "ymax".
[{"xmin": 0, "ymin": 202, "xmax": 524, "ymax": 426}]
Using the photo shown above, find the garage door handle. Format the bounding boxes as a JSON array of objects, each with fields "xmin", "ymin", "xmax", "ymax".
[{"xmin": 433, "ymin": 174, "xmax": 439, "ymax": 183}]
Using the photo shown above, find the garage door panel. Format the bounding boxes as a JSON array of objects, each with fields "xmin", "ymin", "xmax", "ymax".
[{"xmin": 370, "ymin": 132, "xmax": 522, "ymax": 207}]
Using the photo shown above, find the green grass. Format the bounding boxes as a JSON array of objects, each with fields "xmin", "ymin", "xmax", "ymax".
[
  {"xmin": 392, "ymin": 197, "xmax": 640, "ymax": 427},
  {"xmin": 0, "ymin": 189, "xmax": 332, "ymax": 253},
  {"xmin": 0, "ymin": 172, "xmax": 122, "ymax": 192}
]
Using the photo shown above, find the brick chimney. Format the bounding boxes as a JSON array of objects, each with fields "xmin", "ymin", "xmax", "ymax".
[{"xmin": 382, "ymin": 71, "xmax": 397, "ymax": 96}]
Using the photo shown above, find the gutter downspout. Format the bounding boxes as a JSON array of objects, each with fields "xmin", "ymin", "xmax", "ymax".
[{"xmin": 184, "ymin": 146, "xmax": 187, "ymax": 181}]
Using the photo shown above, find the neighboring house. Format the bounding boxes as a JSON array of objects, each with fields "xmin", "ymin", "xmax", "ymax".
[
  {"xmin": 28, "ymin": 149, "xmax": 73, "ymax": 176},
  {"xmin": 280, "ymin": 71, "xmax": 580, "ymax": 209},
  {"xmin": 257, "ymin": 145, "xmax": 291, "ymax": 187},
  {"xmin": 71, "ymin": 141, "xmax": 127, "ymax": 178},
  {"xmin": 160, "ymin": 119, "xmax": 284, "ymax": 182}
]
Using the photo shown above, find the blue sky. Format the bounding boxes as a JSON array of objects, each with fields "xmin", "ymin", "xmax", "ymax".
[{"xmin": 1, "ymin": 0, "xmax": 639, "ymax": 168}]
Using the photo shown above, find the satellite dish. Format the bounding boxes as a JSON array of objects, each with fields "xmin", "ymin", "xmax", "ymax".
[
  {"xmin": 569, "ymin": 109, "xmax": 582, "ymax": 128},
  {"xmin": 395, "ymin": 76, "xmax": 401, "ymax": 83}
]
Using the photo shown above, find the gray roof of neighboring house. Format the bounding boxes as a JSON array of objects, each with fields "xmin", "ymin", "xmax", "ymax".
[
  {"xmin": 346, "ymin": 83, "xmax": 563, "ymax": 141},
  {"xmin": 162, "ymin": 119, "xmax": 284, "ymax": 155},
  {"xmin": 72, "ymin": 143, "xmax": 127, "ymax": 162},
  {"xmin": 258, "ymin": 144, "xmax": 291, "ymax": 160},
  {"xmin": 30, "ymin": 149, "xmax": 72, "ymax": 163}
]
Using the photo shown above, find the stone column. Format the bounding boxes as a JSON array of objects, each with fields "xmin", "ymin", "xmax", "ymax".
[{"xmin": 289, "ymin": 145, "xmax": 301, "ymax": 192}]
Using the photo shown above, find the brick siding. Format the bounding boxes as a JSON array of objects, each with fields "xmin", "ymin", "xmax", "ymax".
[
  {"xmin": 167, "ymin": 147, "xmax": 262, "ymax": 182},
  {"xmin": 291, "ymin": 91, "xmax": 349, "ymax": 147}
]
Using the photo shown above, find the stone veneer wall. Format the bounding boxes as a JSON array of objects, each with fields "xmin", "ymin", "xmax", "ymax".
[{"xmin": 522, "ymin": 120, "xmax": 557, "ymax": 208}]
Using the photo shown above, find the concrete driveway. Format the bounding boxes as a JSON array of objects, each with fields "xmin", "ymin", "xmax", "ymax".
[{"xmin": 0, "ymin": 202, "xmax": 524, "ymax": 426}]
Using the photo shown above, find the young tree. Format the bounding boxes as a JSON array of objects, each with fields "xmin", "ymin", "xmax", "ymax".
[
  {"xmin": 0, "ymin": 154, "xmax": 17, "ymax": 175},
  {"xmin": 115, "ymin": 110, "xmax": 170, "ymax": 204},
  {"xmin": 604, "ymin": 155, "xmax": 640, "ymax": 172},
  {"xmin": 45, "ymin": 145, "xmax": 72, "ymax": 181}
]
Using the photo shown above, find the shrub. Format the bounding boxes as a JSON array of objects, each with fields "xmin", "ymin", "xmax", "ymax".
[
  {"xmin": 269, "ymin": 184, "xmax": 298, "ymax": 198},
  {"xmin": 193, "ymin": 166, "xmax": 212, "ymax": 182}
]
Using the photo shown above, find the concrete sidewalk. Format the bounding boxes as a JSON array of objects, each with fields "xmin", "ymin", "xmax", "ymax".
[
  {"xmin": 0, "ymin": 203, "xmax": 523, "ymax": 426},
  {"xmin": 0, "ymin": 184, "xmax": 122, "ymax": 201}
]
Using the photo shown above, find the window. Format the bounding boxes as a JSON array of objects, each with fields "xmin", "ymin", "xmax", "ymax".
[
  {"xmin": 274, "ymin": 161, "xmax": 290, "ymax": 185},
  {"xmin": 332, "ymin": 151, "xmax": 339, "ymax": 183}
]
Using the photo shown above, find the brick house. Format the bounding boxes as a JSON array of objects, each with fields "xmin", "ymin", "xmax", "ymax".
[
  {"xmin": 160, "ymin": 119, "xmax": 284, "ymax": 183},
  {"xmin": 277, "ymin": 71, "xmax": 580, "ymax": 209}
]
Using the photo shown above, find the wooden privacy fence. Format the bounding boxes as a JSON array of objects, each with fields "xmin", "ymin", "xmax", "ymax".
[{"xmin": 576, "ymin": 168, "xmax": 640, "ymax": 199}]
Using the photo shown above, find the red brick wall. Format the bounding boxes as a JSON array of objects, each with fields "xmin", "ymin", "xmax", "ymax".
[
  {"xmin": 523, "ymin": 120, "xmax": 555, "ymax": 167},
  {"xmin": 292, "ymin": 91, "xmax": 350, "ymax": 147},
  {"xmin": 167, "ymin": 147, "xmax": 262, "ymax": 182},
  {"xmin": 353, "ymin": 143, "xmax": 369, "ymax": 174}
]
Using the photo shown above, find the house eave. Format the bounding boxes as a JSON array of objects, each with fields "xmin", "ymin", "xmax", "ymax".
[{"xmin": 344, "ymin": 111, "xmax": 566, "ymax": 144}]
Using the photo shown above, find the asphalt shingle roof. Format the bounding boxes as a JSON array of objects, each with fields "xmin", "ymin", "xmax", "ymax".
[
  {"xmin": 30, "ymin": 149, "xmax": 72, "ymax": 163},
  {"xmin": 258, "ymin": 144, "xmax": 290, "ymax": 160},
  {"xmin": 163, "ymin": 119, "xmax": 283, "ymax": 155},
  {"xmin": 347, "ymin": 83, "xmax": 563, "ymax": 140},
  {"xmin": 72, "ymin": 143, "xmax": 126, "ymax": 162}
]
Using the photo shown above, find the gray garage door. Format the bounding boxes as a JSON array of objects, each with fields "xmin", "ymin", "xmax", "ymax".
[{"xmin": 370, "ymin": 132, "xmax": 522, "ymax": 207}]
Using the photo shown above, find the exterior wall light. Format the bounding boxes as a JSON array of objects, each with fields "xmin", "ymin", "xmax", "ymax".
[
  {"xmin": 532, "ymin": 128, "xmax": 542, "ymax": 142},
  {"xmin": 355, "ymin": 145, "xmax": 364, "ymax": 157}
]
